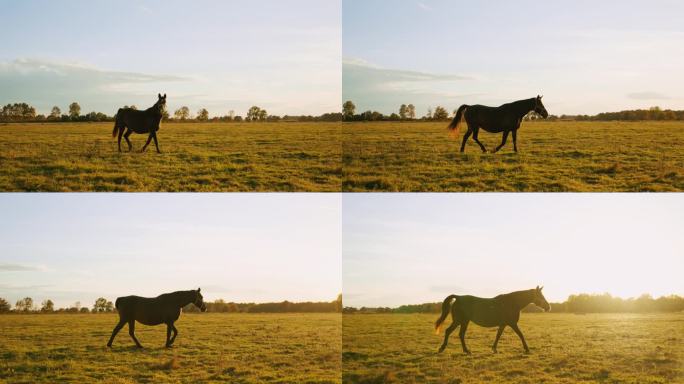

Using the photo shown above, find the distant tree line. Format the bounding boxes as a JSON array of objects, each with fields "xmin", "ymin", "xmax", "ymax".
[
  {"xmin": 342, "ymin": 293, "xmax": 684, "ymax": 314},
  {"xmin": 0, "ymin": 102, "xmax": 342, "ymax": 123},
  {"xmin": 0, "ymin": 294, "xmax": 342, "ymax": 314},
  {"xmin": 342, "ymin": 100, "xmax": 684, "ymax": 122}
]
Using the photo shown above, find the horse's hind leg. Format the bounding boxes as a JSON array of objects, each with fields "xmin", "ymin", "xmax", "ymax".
[
  {"xmin": 438, "ymin": 321, "xmax": 459, "ymax": 353},
  {"xmin": 492, "ymin": 325, "xmax": 505, "ymax": 353},
  {"xmin": 494, "ymin": 131, "xmax": 510, "ymax": 153},
  {"xmin": 458, "ymin": 320, "xmax": 471, "ymax": 354},
  {"xmin": 107, "ymin": 318, "xmax": 126, "ymax": 347},
  {"xmin": 460, "ymin": 128, "xmax": 472, "ymax": 153},
  {"xmin": 123, "ymin": 129, "xmax": 133, "ymax": 151},
  {"xmin": 128, "ymin": 320, "xmax": 143, "ymax": 348},
  {"xmin": 471, "ymin": 126, "xmax": 487, "ymax": 153},
  {"xmin": 117, "ymin": 127, "xmax": 124, "ymax": 152},
  {"xmin": 510, "ymin": 323, "xmax": 529, "ymax": 353}
]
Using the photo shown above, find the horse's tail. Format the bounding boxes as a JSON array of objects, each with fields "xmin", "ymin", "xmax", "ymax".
[
  {"xmin": 447, "ymin": 105, "xmax": 468, "ymax": 137},
  {"xmin": 112, "ymin": 109, "xmax": 124, "ymax": 137},
  {"xmin": 435, "ymin": 294, "xmax": 457, "ymax": 334}
]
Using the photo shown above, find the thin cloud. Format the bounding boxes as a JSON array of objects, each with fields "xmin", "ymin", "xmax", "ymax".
[
  {"xmin": 417, "ymin": 2, "xmax": 433, "ymax": 11},
  {"xmin": 627, "ymin": 91, "xmax": 672, "ymax": 100},
  {"xmin": 0, "ymin": 263, "xmax": 43, "ymax": 272}
]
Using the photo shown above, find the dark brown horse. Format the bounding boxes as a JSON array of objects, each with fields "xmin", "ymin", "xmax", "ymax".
[
  {"xmin": 107, "ymin": 288, "xmax": 206, "ymax": 349},
  {"xmin": 112, "ymin": 93, "xmax": 166, "ymax": 153},
  {"xmin": 435, "ymin": 286, "xmax": 550, "ymax": 354},
  {"xmin": 448, "ymin": 96, "xmax": 549, "ymax": 153}
]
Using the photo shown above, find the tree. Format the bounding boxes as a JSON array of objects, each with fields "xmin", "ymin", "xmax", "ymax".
[
  {"xmin": 247, "ymin": 106, "xmax": 263, "ymax": 121},
  {"xmin": 407, "ymin": 104, "xmax": 416, "ymax": 119},
  {"xmin": 93, "ymin": 297, "xmax": 111, "ymax": 313},
  {"xmin": 197, "ymin": 108, "xmax": 209, "ymax": 121},
  {"xmin": 342, "ymin": 100, "xmax": 356, "ymax": 120},
  {"xmin": 49, "ymin": 106, "xmax": 61, "ymax": 120},
  {"xmin": 257, "ymin": 109, "xmax": 268, "ymax": 121},
  {"xmin": 174, "ymin": 106, "xmax": 190, "ymax": 120},
  {"xmin": 399, "ymin": 104, "xmax": 407, "ymax": 119},
  {"xmin": 15, "ymin": 297, "xmax": 34, "ymax": 312},
  {"xmin": 79, "ymin": 307, "xmax": 90, "ymax": 313},
  {"xmin": 68, "ymin": 102, "xmax": 81, "ymax": 118},
  {"xmin": 41, "ymin": 299, "xmax": 54, "ymax": 313},
  {"xmin": 433, "ymin": 106, "xmax": 449, "ymax": 120},
  {"xmin": 0, "ymin": 298, "xmax": 10, "ymax": 313},
  {"xmin": 162, "ymin": 109, "xmax": 170, "ymax": 121},
  {"xmin": 426, "ymin": 107, "xmax": 433, "ymax": 120}
]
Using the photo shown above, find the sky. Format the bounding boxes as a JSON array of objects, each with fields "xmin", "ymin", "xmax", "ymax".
[
  {"xmin": 343, "ymin": 193, "xmax": 684, "ymax": 308},
  {"xmin": 0, "ymin": 0, "xmax": 340, "ymax": 117},
  {"xmin": 0, "ymin": 194, "xmax": 341, "ymax": 308},
  {"xmin": 343, "ymin": 0, "xmax": 684, "ymax": 116}
]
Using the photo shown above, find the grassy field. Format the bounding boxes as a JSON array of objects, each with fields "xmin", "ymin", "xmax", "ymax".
[
  {"xmin": 342, "ymin": 121, "xmax": 684, "ymax": 191},
  {"xmin": 342, "ymin": 313, "xmax": 684, "ymax": 384},
  {"xmin": 0, "ymin": 313, "xmax": 341, "ymax": 384},
  {"xmin": 0, "ymin": 122, "xmax": 341, "ymax": 191}
]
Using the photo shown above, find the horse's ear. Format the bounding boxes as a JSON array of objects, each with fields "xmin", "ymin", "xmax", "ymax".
[
  {"xmin": 158, "ymin": 93, "xmax": 162, "ymax": 98},
  {"xmin": 540, "ymin": 286, "xmax": 544, "ymax": 291},
  {"xmin": 536, "ymin": 285, "xmax": 540, "ymax": 290},
  {"xmin": 163, "ymin": 93, "xmax": 166, "ymax": 99},
  {"xmin": 197, "ymin": 287, "xmax": 201, "ymax": 293}
]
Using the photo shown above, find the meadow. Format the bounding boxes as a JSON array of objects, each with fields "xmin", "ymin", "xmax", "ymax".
[
  {"xmin": 0, "ymin": 313, "xmax": 341, "ymax": 384},
  {"xmin": 342, "ymin": 313, "xmax": 684, "ymax": 384},
  {"xmin": 342, "ymin": 121, "xmax": 684, "ymax": 191},
  {"xmin": 0, "ymin": 122, "xmax": 341, "ymax": 191}
]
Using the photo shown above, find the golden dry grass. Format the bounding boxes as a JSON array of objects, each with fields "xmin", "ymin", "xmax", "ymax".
[
  {"xmin": 0, "ymin": 313, "xmax": 341, "ymax": 383},
  {"xmin": 0, "ymin": 122, "xmax": 341, "ymax": 191},
  {"xmin": 342, "ymin": 121, "xmax": 684, "ymax": 191},
  {"xmin": 342, "ymin": 313, "xmax": 684, "ymax": 384}
]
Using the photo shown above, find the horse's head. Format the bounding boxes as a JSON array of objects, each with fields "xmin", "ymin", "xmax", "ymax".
[
  {"xmin": 194, "ymin": 288, "xmax": 207, "ymax": 312},
  {"xmin": 534, "ymin": 95, "xmax": 548, "ymax": 118},
  {"xmin": 155, "ymin": 93, "xmax": 167, "ymax": 113},
  {"xmin": 533, "ymin": 285, "xmax": 550, "ymax": 312}
]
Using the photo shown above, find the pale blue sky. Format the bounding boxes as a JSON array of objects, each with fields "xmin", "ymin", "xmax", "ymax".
[
  {"xmin": 343, "ymin": 0, "xmax": 684, "ymax": 115},
  {"xmin": 343, "ymin": 194, "xmax": 683, "ymax": 307},
  {"xmin": 0, "ymin": 0, "xmax": 340, "ymax": 116},
  {"xmin": 0, "ymin": 194, "xmax": 341, "ymax": 308}
]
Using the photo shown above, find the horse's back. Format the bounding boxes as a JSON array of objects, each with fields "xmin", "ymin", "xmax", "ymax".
[{"xmin": 455, "ymin": 295, "xmax": 504, "ymax": 327}]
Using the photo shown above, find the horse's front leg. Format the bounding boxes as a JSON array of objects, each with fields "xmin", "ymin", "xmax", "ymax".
[
  {"xmin": 512, "ymin": 129, "xmax": 518, "ymax": 152},
  {"xmin": 510, "ymin": 323, "xmax": 529, "ymax": 353},
  {"xmin": 140, "ymin": 132, "xmax": 153, "ymax": 153},
  {"xmin": 169, "ymin": 324, "xmax": 178, "ymax": 345},
  {"xmin": 165, "ymin": 323, "xmax": 173, "ymax": 348},
  {"xmin": 492, "ymin": 325, "xmax": 505, "ymax": 353},
  {"xmin": 151, "ymin": 131, "xmax": 161, "ymax": 153},
  {"xmin": 123, "ymin": 129, "xmax": 133, "ymax": 151}
]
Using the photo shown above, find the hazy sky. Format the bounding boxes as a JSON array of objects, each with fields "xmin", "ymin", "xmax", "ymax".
[
  {"xmin": 0, "ymin": 194, "xmax": 341, "ymax": 308},
  {"xmin": 343, "ymin": 0, "xmax": 684, "ymax": 116},
  {"xmin": 343, "ymin": 193, "xmax": 683, "ymax": 308},
  {"xmin": 0, "ymin": 0, "xmax": 340, "ymax": 116}
]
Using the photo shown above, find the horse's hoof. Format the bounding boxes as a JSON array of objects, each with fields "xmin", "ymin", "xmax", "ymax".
[{"xmin": 107, "ymin": 344, "xmax": 112, "ymax": 348}]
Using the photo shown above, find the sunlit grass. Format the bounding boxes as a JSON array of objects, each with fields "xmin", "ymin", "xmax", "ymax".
[
  {"xmin": 342, "ymin": 121, "xmax": 684, "ymax": 191},
  {"xmin": 0, "ymin": 313, "xmax": 341, "ymax": 383},
  {"xmin": 342, "ymin": 313, "xmax": 684, "ymax": 383},
  {"xmin": 0, "ymin": 122, "xmax": 341, "ymax": 191}
]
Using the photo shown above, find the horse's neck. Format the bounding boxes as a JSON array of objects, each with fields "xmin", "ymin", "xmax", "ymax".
[
  {"xmin": 511, "ymin": 290, "xmax": 534, "ymax": 310},
  {"xmin": 169, "ymin": 291, "xmax": 194, "ymax": 308}
]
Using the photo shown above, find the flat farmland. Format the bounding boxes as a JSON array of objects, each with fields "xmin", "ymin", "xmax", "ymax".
[
  {"xmin": 342, "ymin": 121, "xmax": 684, "ymax": 191},
  {"xmin": 0, "ymin": 122, "xmax": 341, "ymax": 191},
  {"xmin": 0, "ymin": 313, "xmax": 341, "ymax": 384},
  {"xmin": 342, "ymin": 313, "xmax": 684, "ymax": 384}
]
